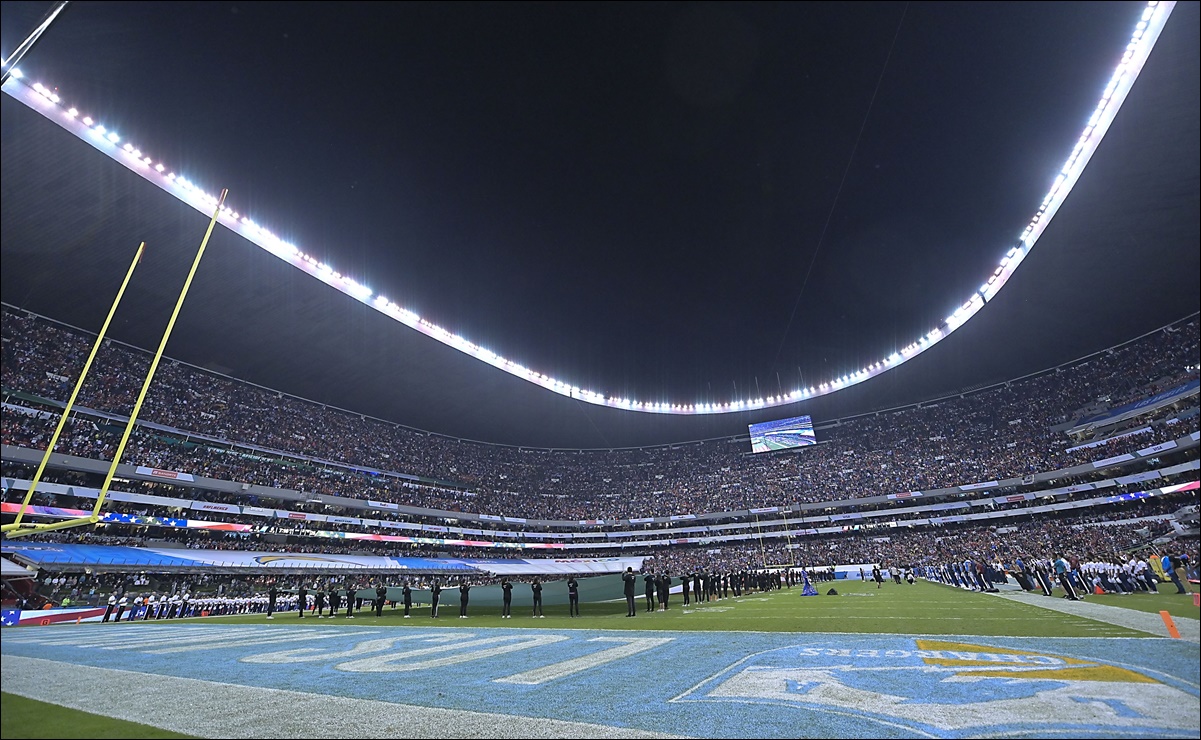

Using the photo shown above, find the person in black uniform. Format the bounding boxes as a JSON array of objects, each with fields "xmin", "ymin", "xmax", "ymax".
[
  {"xmin": 501, "ymin": 578, "xmax": 513, "ymax": 618},
  {"xmin": 681, "ymin": 573, "xmax": 691, "ymax": 606},
  {"xmin": 344, "ymin": 585, "xmax": 356, "ymax": 618},
  {"xmin": 430, "ymin": 581, "xmax": 442, "ymax": 618},
  {"xmin": 329, "ymin": 587, "xmax": 341, "ymax": 617},
  {"xmin": 402, "ymin": 582, "xmax": 412, "ymax": 618},
  {"xmin": 531, "ymin": 578, "xmax": 544, "ymax": 617},
  {"xmin": 623, "ymin": 567, "xmax": 638, "ymax": 617},
  {"xmin": 314, "ymin": 588, "xmax": 326, "ymax": 618},
  {"xmin": 567, "ymin": 577, "xmax": 579, "ymax": 617},
  {"xmin": 644, "ymin": 571, "xmax": 656, "ymax": 612},
  {"xmin": 266, "ymin": 584, "xmax": 278, "ymax": 620},
  {"xmin": 458, "ymin": 580, "xmax": 471, "ymax": 618},
  {"xmin": 657, "ymin": 573, "xmax": 670, "ymax": 611},
  {"xmin": 297, "ymin": 585, "xmax": 307, "ymax": 618},
  {"xmin": 375, "ymin": 583, "xmax": 387, "ymax": 617}
]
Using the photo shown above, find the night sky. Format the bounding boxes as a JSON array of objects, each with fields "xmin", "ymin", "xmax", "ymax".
[{"xmin": 1, "ymin": 2, "xmax": 1198, "ymax": 448}]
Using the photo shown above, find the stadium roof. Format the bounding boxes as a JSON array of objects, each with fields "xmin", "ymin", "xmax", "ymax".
[{"xmin": 1, "ymin": 2, "xmax": 1198, "ymax": 449}]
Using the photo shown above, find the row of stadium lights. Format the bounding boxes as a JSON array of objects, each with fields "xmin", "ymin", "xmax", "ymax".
[{"xmin": 2, "ymin": 1, "xmax": 1170, "ymax": 415}]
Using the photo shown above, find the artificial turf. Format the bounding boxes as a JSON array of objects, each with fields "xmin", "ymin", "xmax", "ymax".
[
  {"xmin": 1080, "ymin": 589, "xmax": 1200, "ymax": 620},
  {"xmin": 0, "ymin": 692, "xmax": 196, "ymax": 739},
  {"xmin": 162, "ymin": 578, "xmax": 1156, "ymax": 637},
  {"xmin": 5, "ymin": 578, "xmax": 1197, "ymax": 739}
]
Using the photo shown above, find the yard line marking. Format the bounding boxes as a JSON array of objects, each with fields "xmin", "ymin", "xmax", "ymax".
[
  {"xmin": 240, "ymin": 633, "xmax": 440, "ymax": 664},
  {"xmin": 145, "ymin": 630, "xmax": 352, "ymax": 653},
  {"xmin": 97, "ymin": 628, "xmax": 267, "ymax": 649},
  {"xmin": 496, "ymin": 636, "xmax": 675, "ymax": 685},
  {"xmin": 337, "ymin": 634, "xmax": 571, "ymax": 673}
]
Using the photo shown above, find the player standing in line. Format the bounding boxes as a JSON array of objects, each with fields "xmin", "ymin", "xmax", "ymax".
[
  {"xmin": 531, "ymin": 578, "xmax": 544, "ymax": 618},
  {"xmin": 375, "ymin": 583, "xmax": 387, "ymax": 617},
  {"xmin": 297, "ymin": 585, "xmax": 307, "ymax": 618},
  {"xmin": 430, "ymin": 581, "xmax": 442, "ymax": 618},
  {"xmin": 567, "ymin": 577, "xmax": 579, "ymax": 617},
  {"xmin": 402, "ymin": 582, "xmax": 412, "ymax": 618},
  {"xmin": 459, "ymin": 581, "xmax": 471, "ymax": 618},
  {"xmin": 345, "ymin": 584, "xmax": 356, "ymax": 618},
  {"xmin": 314, "ymin": 587, "xmax": 326, "ymax": 618},
  {"xmin": 623, "ymin": 567, "xmax": 638, "ymax": 617},
  {"xmin": 644, "ymin": 571, "xmax": 656, "ymax": 612},
  {"xmin": 501, "ymin": 578, "xmax": 513, "ymax": 619},
  {"xmin": 266, "ymin": 584, "xmax": 278, "ymax": 619}
]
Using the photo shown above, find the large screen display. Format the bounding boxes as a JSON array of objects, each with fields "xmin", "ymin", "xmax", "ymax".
[{"xmin": 749, "ymin": 415, "xmax": 816, "ymax": 453}]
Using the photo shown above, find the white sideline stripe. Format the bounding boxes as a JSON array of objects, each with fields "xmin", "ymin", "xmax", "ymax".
[
  {"xmin": 1, "ymin": 655, "xmax": 688, "ymax": 739},
  {"xmin": 992, "ymin": 592, "xmax": 1201, "ymax": 643},
  {"xmin": 496, "ymin": 636, "xmax": 675, "ymax": 685}
]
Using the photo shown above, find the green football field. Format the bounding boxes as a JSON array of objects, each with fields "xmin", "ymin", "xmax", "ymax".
[
  {"xmin": 3, "ymin": 578, "xmax": 1197, "ymax": 739},
  {"xmin": 180, "ymin": 578, "xmax": 1192, "ymax": 637}
]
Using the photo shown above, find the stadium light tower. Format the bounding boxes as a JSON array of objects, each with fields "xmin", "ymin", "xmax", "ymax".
[{"xmin": 1, "ymin": 1, "xmax": 70, "ymax": 85}]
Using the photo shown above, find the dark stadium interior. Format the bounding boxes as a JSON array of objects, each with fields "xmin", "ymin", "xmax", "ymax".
[
  {"xmin": 2, "ymin": 6, "xmax": 1199, "ymax": 738},
  {"xmin": 1, "ymin": 2, "xmax": 1197, "ymax": 449}
]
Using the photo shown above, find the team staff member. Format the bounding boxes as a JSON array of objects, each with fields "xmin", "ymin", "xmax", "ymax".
[
  {"xmin": 501, "ymin": 578, "xmax": 513, "ymax": 619},
  {"xmin": 345, "ymin": 585, "xmax": 356, "ymax": 618},
  {"xmin": 314, "ymin": 588, "xmax": 326, "ymax": 618},
  {"xmin": 267, "ymin": 585, "xmax": 278, "ymax": 619},
  {"xmin": 531, "ymin": 579, "xmax": 544, "ymax": 618},
  {"xmin": 329, "ymin": 586, "xmax": 341, "ymax": 617},
  {"xmin": 644, "ymin": 571, "xmax": 656, "ymax": 612},
  {"xmin": 431, "ymin": 581, "xmax": 442, "ymax": 618},
  {"xmin": 567, "ymin": 577, "xmax": 580, "ymax": 617},
  {"xmin": 623, "ymin": 567, "xmax": 638, "ymax": 617},
  {"xmin": 297, "ymin": 586, "xmax": 307, "ymax": 618},
  {"xmin": 402, "ymin": 583, "xmax": 412, "ymax": 618}
]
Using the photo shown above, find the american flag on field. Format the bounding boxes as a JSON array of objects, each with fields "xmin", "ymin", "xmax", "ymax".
[{"xmin": 0, "ymin": 609, "xmax": 21, "ymax": 627}]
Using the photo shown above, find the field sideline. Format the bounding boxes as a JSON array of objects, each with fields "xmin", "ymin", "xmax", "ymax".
[{"xmin": 3, "ymin": 580, "xmax": 1198, "ymax": 738}]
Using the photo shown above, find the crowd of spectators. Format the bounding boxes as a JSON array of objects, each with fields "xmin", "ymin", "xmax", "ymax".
[
  {"xmin": 3, "ymin": 308, "xmax": 1197, "ymax": 522},
  {"xmin": 3, "ymin": 308, "xmax": 1198, "ymax": 598},
  {"xmin": 4, "ymin": 449, "xmax": 1195, "ymax": 554},
  {"xmin": 6, "ymin": 459, "xmax": 1196, "ymax": 581}
]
